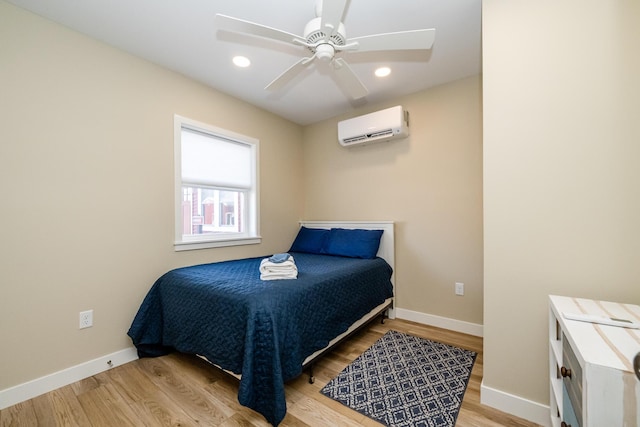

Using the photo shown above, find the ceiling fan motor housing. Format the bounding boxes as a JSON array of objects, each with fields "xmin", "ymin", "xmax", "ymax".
[{"xmin": 304, "ymin": 17, "xmax": 346, "ymax": 48}]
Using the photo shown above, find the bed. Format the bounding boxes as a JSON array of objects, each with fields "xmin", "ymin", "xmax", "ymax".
[{"xmin": 127, "ymin": 221, "xmax": 395, "ymax": 425}]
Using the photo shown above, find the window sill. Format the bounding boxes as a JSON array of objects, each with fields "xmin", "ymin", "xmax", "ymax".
[{"xmin": 174, "ymin": 236, "xmax": 261, "ymax": 251}]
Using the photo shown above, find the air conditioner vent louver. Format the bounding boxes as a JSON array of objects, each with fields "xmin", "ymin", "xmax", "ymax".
[
  {"xmin": 342, "ymin": 135, "xmax": 368, "ymax": 144},
  {"xmin": 338, "ymin": 106, "xmax": 409, "ymax": 147},
  {"xmin": 368, "ymin": 129, "xmax": 393, "ymax": 138},
  {"xmin": 342, "ymin": 128, "xmax": 394, "ymax": 145}
]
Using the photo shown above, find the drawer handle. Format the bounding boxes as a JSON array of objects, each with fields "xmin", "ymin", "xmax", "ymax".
[
  {"xmin": 560, "ymin": 366, "xmax": 572, "ymax": 378},
  {"xmin": 561, "ymin": 422, "xmax": 572, "ymax": 427},
  {"xmin": 635, "ymin": 352, "xmax": 640, "ymax": 381}
]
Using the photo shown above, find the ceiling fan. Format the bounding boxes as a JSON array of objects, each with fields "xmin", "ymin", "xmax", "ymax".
[{"xmin": 215, "ymin": 0, "xmax": 436, "ymax": 99}]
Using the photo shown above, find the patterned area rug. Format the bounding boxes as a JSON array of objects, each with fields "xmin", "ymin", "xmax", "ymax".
[{"xmin": 320, "ymin": 330, "xmax": 477, "ymax": 427}]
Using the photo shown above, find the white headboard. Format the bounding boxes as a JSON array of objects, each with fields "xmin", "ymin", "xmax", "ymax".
[{"xmin": 298, "ymin": 221, "xmax": 395, "ymax": 316}]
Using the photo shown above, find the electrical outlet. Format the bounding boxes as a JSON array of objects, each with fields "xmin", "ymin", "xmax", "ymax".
[
  {"xmin": 455, "ymin": 282, "xmax": 464, "ymax": 296},
  {"xmin": 79, "ymin": 310, "xmax": 93, "ymax": 329}
]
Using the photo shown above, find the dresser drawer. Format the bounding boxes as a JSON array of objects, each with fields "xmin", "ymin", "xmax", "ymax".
[
  {"xmin": 562, "ymin": 334, "xmax": 583, "ymax": 427},
  {"xmin": 562, "ymin": 383, "xmax": 581, "ymax": 427}
]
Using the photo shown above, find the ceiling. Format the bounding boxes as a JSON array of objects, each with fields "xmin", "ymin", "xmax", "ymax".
[{"xmin": 7, "ymin": 0, "xmax": 482, "ymax": 125}]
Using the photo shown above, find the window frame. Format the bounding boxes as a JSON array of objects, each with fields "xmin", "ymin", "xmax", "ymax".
[{"xmin": 174, "ymin": 115, "xmax": 260, "ymax": 251}]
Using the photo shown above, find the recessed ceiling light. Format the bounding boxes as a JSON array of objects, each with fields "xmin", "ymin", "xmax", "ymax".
[
  {"xmin": 375, "ymin": 67, "xmax": 391, "ymax": 77},
  {"xmin": 233, "ymin": 56, "xmax": 251, "ymax": 68}
]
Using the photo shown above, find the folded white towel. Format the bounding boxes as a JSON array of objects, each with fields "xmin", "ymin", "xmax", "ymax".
[
  {"xmin": 260, "ymin": 256, "xmax": 298, "ymax": 280},
  {"xmin": 259, "ymin": 256, "xmax": 297, "ymax": 273},
  {"xmin": 260, "ymin": 271, "xmax": 298, "ymax": 281}
]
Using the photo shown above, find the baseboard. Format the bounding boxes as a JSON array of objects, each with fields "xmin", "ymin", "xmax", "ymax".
[
  {"xmin": 480, "ymin": 380, "xmax": 551, "ymax": 427},
  {"xmin": 395, "ymin": 307, "xmax": 484, "ymax": 337},
  {"xmin": 0, "ymin": 347, "xmax": 138, "ymax": 410}
]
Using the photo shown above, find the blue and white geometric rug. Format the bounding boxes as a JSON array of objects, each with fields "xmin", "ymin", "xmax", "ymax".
[{"xmin": 320, "ymin": 330, "xmax": 477, "ymax": 427}]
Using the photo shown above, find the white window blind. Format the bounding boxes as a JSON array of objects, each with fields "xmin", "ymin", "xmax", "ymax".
[{"xmin": 181, "ymin": 128, "xmax": 252, "ymax": 189}]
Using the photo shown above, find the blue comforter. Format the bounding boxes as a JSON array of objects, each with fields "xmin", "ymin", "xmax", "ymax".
[{"xmin": 127, "ymin": 252, "xmax": 393, "ymax": 425}]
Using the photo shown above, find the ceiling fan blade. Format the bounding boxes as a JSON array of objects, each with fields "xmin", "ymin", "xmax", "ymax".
[
  {"xmin": 320, "ymin": 0, "xmax": 348, "ymax": 38},
  {"xmin": 215, "ymin": 14, "xmax": 304, "ymax": 45},
  {"xmin": 265, "ymin": 57, "xmax": 315, "ymax": 91},
  {"xmin": 349, "ymin": 28, "xmax": 436, "ymax": 52},
  {"xmin": 332, "ymin": 58, "xmax": 368, "ymax": 99}
]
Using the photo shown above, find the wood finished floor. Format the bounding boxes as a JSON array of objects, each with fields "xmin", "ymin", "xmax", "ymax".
[{"xmin": 1, "ymin": 319, "xmax": 542, "ymax": 426}]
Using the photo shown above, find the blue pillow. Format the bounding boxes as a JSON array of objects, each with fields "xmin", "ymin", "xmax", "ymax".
[
  {"xmin": 322, "ymin": 228, "xmax": 384, "ymax": 259},
  {"xmin": 289, "ymin": 226, "xmax": 330, "ymax": 254}
]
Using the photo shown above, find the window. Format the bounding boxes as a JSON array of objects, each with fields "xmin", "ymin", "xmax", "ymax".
[{"xmin": 174, "ymin": 115, "xmax": 259, "ymax": 250}]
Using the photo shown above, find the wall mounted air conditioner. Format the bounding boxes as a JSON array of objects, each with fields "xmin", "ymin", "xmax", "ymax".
[{"xmin": 338, "ymin": 105, "xmax": 409, "ymax": 147}]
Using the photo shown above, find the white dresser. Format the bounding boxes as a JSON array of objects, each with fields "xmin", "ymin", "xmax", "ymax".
[{"xmin": 548, "ymin": 295, "xmax": 640, "ymax": 427}]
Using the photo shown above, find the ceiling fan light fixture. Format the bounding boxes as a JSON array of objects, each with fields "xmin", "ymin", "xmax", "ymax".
[
  {"xmin": 375, "ymin": 67, "xmax": 391, "ymax": 77},
  {"xmin": 315, "ymin": 44, "xmax": 335, "ymax": 62},
  {"xmin": 232, "ymin": 55, "xmax": 251, "ymax": 68}
]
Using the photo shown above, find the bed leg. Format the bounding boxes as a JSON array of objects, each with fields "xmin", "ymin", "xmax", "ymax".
[
  {"xmin": 380, "ymin": 312, "xmax": 386, "ymax": 324},
  {"xmin": 308, "ymin": 364, "xmax": 315, "ymax": 384}
]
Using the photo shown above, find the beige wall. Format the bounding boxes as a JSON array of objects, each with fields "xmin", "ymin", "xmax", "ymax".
[
  {"xmin": 483, "ymin": 0, "xmax": 640, "ymax": 414},
  {"xmin": 302, "ymin": 76, "xmax": 484, "ymax": 325},
  {"xmin": 0, "ymin": 2, "xmax": 303, "ymax": 390},
  {"xmin": 5, "ymin": 0, "xmax": 639, "ymax": 421}
]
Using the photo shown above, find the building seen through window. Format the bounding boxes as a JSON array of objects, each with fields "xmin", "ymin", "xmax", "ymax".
[{"xmin": 181, "ymin": 187, "xmax": 242, "ymax": 236}]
